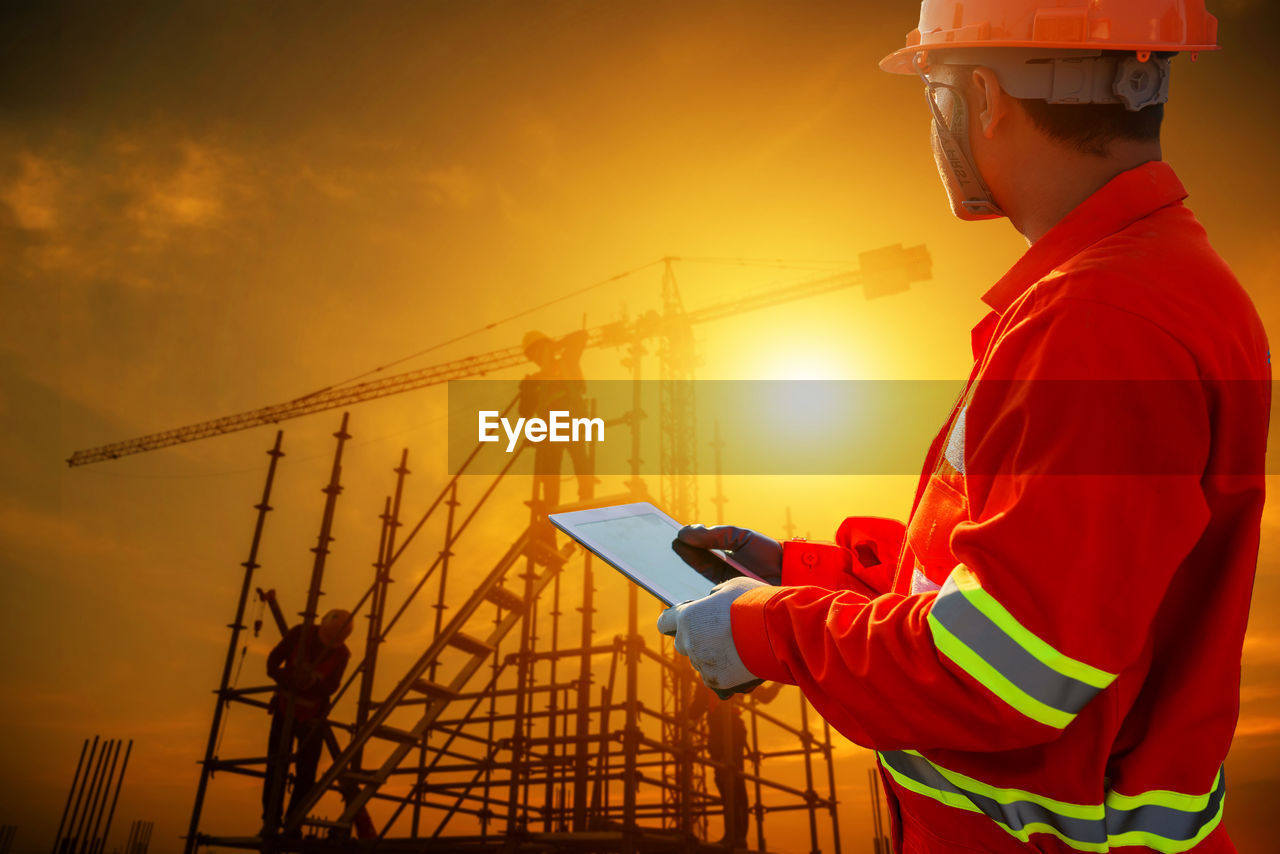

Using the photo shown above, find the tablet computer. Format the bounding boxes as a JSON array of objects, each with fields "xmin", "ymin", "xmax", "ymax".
[{"xmin": 548, "ymin": 502, "xmax": 763, "ymax": 606}]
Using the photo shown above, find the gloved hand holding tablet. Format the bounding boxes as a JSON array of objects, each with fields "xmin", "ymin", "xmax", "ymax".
[
  {"xmin": 671, "ymin": 524, "xmax": 783, "ymax": 586},
  {"xmin": 548, "ymin": 502, "xmax": 773, "ymax": 698},
  {"xmin": 548, "ymin": 502, "xmax": 767, "ymax": 607}
]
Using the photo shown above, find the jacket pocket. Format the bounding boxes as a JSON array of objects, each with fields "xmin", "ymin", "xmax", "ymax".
[{"xmin": 904, "ymin": 474, "xmax": 969, "ymax": 583}]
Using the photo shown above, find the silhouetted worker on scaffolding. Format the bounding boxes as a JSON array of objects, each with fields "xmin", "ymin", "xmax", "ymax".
[
  {"xmin": 261, "ymin": 608, "xmax": 353, "ymax": 836},
  {"xmin": 689, "ymin": 681, "xmax": 783, "ymax": 850},
  {"xmin": 520, "ymin": 329, "xmax": 596, "ymax": 516}
]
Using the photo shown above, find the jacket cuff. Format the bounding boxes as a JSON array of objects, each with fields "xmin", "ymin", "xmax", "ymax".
[
  {"xmin": 730, "ymin": 585, "xmax": 793, "ymax": 684},
  {"xmin": 781, "ymin": 538, "xmax": 853, "ymax": 588}
]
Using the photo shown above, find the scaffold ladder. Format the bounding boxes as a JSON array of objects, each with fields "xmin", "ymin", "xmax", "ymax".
[{"xmin": 283, "ymin": 524, "xmax": 576, "ymax": 833}]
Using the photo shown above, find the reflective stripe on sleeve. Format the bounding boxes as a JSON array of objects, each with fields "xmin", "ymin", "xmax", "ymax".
[
  {"xmin": 927, "ymin": 566, "xmax": 1117, "ymax": 728},
  {"xmin": 879, "ymin": 750, "xmax": 1227, "ymax": 854}
]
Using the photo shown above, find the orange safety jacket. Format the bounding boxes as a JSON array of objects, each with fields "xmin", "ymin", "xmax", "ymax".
[{"xmin": 731, "ymin": 162, "xmax": 1270, "ymax": 853}]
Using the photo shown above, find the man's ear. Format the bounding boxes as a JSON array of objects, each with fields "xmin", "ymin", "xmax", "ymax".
[{"xmin": 970, "ymin": 67, "xmax": 1008, "ymax": 139}]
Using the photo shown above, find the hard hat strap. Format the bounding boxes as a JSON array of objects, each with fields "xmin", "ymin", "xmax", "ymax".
[{"xmin": 932, "ymin": 49, "xmax": 1171, "ymax": 111}]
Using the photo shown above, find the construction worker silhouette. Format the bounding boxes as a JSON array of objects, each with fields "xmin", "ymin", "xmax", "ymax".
[
  {"xmin": 261, "ymin": 609, "xmax": 353, "ymax": 835},
  {"xmin": 659, "ymin": 2, "xmax": 1270, "ymax": 852},
  {"xmin": 688, "ymin": 681, "xmax": 783, "ymax": 850},
  {"xmin": 519, "ymin": 329, "xmax": 596, "ymax": 513}
]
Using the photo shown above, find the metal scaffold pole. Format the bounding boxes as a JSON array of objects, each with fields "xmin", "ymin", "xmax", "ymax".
[
  {"xmin": 800, "ymin": 698, "xmax": 821, "ymax": 854},
  {"xmin": 355, "ymin": 493, "xmax": 393, "ymax": 774},
  {"xmin": 542, "ymin": 556, "xmax": 562, "ymax": 832},
  {"xmin": 0, "ymin": 824, "xmax": 17, "ymax": 854},
  {"xmin": 521, "ymin": 531, "xmax": 540, "ymax": 822},
  {"xmin": 70, "ymin": 737, "xmax": 108, "ymax": 853},
  {"xmin": 80, "ymin": 739, "xmax": 120, "ymax": 854},
  {"xmin": 96, "ymin": 739, "xmax": 132, "ymax": 854},
  {"xmin": 270, "ymin": 413, "xmax": 351, "ymax": 837},
  {"xmin": 505, "ymin": 477, "xmax": 540, "ymax": 839},
  {"xmin": 749, "ymin": 696, "xmax": 767, "ymax": 852},
  {"xmin": 622, "ymin": 582, "xmax": 640, "ymax": 854},
  {"xmin": 53, "ymin": 739, "xmax": 90, "ymax": 854},
  {"xmin": 823, "ymin": 721, "xmax": 842, "ymax": 854},
  {"xmin": 658, "ymin": 257, "xmax": 698, "ymax": 523},
  {"xmin": 677, "ymin": 660, "xmax": 694, "ymax": 839},
  {"xmin": 186, "ymin": 431, "xmax": 284, "ymax": 854},
  {"xmin": 430, "ymin": 478, "xmax": 458, "ymax": 682},
  {"xmin": 60, "ymin": 736, "xmax": 98, "ymax": 854},
  {"xmin": 571, "ymin": 552, "xmax": 595, "ymax": 831}
]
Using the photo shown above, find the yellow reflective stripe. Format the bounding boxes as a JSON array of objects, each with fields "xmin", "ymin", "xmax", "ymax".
[
  {"xmin": 879, "ymin": 750, "xmax": 1227, "ymax": 854},
  {"xmin": 1105, "ymin": 767, "xmax": 1223, "ymax": 811},
  {"xmin": 879, "ymin": 752, "xmax": 1108, "ymax": 853},
  {"xmin": 927, "ymin": 610, "xmax": 1075, "ymax": 729},
  {"xmin": 1003, "ymin": 823, "xmax": 1109, "ymax": 853},
  {"xmin": 950, "ymin": 567, "xmax": 1116, "ymax": 689},
  {"xmin": 879, "ymin": 754, "xmax": 984, "ymax": 814},
  {"xmin": 902, "ymin": 750, "xmax": 1100, "ymax": 819}
]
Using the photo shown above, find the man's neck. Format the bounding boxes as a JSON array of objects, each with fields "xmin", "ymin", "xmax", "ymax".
[{"xmin": 1008, "ymin": 140, "xmax": 1163, "ymax": 245}]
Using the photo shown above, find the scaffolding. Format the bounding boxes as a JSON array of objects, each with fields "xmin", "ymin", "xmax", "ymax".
[
  {"xmin": 176, "ymin": 248, "xmax": 935, "ymax": 854},
  {"xmin": 186, "ymin": 406, "xmax": 843, "ymax": 853}
]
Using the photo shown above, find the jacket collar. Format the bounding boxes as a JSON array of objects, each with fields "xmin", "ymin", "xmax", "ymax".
[{"xmin": 980, "ymin": 160, "xmax": 1189, "ymax": 316}]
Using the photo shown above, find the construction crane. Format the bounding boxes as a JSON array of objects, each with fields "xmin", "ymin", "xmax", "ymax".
[{"xmin": 67, "ymin": 244, "xmax": 930, "ymax": 467}]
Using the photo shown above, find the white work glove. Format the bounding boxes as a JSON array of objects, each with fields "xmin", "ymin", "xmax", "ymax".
[{"xmin": 656, "ymin": 576, "xmax": 767, "ymax": 699}]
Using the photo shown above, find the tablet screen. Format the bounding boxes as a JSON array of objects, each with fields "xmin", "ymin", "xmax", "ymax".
[{"xmin": 575, "ymin": 512, "xmax": 715, "ymax": 605}]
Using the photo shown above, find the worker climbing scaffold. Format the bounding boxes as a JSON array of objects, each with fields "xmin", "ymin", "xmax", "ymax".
[
  {"xmin": 260, "ymin": 609, "xmax": 352, "ymax": 837},
  {"xmin": 519, "ymin": 328, "xmax": 597, "ymax": 517}
]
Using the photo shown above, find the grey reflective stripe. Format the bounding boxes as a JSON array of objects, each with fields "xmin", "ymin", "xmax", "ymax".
[
  {"xmin": 943, "ymin": 407, "xmax": 966, "ymax": 474},
  {"xmin": 880, "ymin": 751, "xmax": 1105, "ymax": 845},
  {"xmin": 880, "ymin": 750, "xmax": 1228, "ymax": 850},
  {"xmin": 931, "ymin": 576, "xmax": 1101, "ymax": 715},
  {"xmin": 1106, "ymin": 786, "xmax": 1227, "ymax": 843}
]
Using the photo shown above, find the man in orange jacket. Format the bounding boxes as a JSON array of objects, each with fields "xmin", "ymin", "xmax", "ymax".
[{"xmin": 657, "ymin": 1, "xmax": 1270, "ymax": 851}]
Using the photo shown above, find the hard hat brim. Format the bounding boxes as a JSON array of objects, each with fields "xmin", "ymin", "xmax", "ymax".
[{"xmin": 879, "ymin": 41, "xmax": 1219, "ymax": 75}]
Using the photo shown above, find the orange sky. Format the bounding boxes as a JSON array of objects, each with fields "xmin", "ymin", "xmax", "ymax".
[{"xmin": 2, "ymin": 2, "xmax": 1279, "ymax": 853}]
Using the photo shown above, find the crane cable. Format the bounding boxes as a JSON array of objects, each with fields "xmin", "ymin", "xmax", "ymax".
[
  {"xmin": 291, "ymin": 258, "xmax": 666, "ymax": 403},
  {"xmin": 674, "ymin": 256, "xmax": 855, "ymax": 271},
  {"xmin": 289, "ymin": 255, "xmax": 849, "ymax": 404}
]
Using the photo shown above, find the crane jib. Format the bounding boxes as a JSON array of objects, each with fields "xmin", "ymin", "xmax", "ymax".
[{"xmin": 65, "ymin": 244, "xmax": 929, "ymax": 467}]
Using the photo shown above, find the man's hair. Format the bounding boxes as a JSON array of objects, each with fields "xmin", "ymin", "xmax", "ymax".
[
  {"xmin": 945, "ymin": 55, "xmax": 1166, "ymax": 157},
  {"xmin": 1017, "ymin": 99, "xmax": 1164, "ymax": 158}
]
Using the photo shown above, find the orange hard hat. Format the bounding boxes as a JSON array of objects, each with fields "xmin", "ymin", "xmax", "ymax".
[
  {"xmin": 522, "ymin": 330, "xmax": 552, "ymax": 359},
  {"xmin": 319, "ymin": 608, "xmax": 353, "ymax": 646},
  {"xmin": 880, "ymin": 0, "xmax": 1220, "ymax": 75}
]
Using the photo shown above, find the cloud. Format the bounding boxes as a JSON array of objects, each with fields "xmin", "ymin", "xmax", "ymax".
[
  {"xmin": 1242, "ymin": 634, "xmax": 1280, "ymax": 663},
  {"xmin": 2, "ymin": 135, "xmax": 247, "ymax": 292},
  {"xmin": 0, "ymin": 495, "xmax": 142, "ymax": 569},
  {"xmin": 1, "ymin": 152, "xmax": 62, "ymax": 229},
  {"xmin": 123, "ymin": 139, "xmax": 229, "ymax": 237},
  {"xmin": 298, "ymin": 162, "xmax": 357, "ymax": 201},
  {"xmin": 1235, "ymin": 715, "xmax": 1280, "ymax": 738},
  {"xmin": 422, "ymin": 164, "xmax": 486, "ymax": 209},
  {"xmin": 1240, "ymin": 683, "xmax": 1280, "ymax": 703},
  {"xmin": 507, "ymin": 110, "xmax": 559, "ymax": 183}
]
